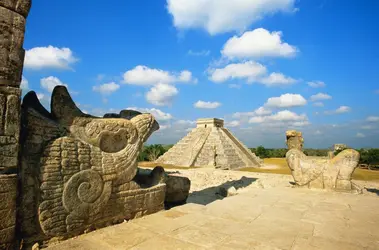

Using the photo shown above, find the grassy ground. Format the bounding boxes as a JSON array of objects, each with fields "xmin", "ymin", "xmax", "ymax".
[{"xmin": 140, "ymin": 158, "xmax": 379, "ymax": 182}]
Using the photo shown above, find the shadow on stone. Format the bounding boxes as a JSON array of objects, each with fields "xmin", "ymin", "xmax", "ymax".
[
  {"xmin": 366, "ymin": 188, "xmax": 379, "ymax": 196},
  {"xmin": 187, "ymin": 176, "xmax": 258, "ymax": 206}
]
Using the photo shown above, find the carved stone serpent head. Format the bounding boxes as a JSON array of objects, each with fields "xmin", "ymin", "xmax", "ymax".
[{"xmin": 50, "ymin": 86, "xmax": 159, "ymax": 153}]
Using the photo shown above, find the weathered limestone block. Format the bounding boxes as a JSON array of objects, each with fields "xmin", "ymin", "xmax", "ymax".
[
  {"xmin": 0, "ymin": 0, "xmax": 31, "ymax": 87},
  {"xmin": 134, "ymin": 167, "xmax": 191, "ymax": 206},
  {"xmin": 286, "ymin": 130, "xmax": 304, "ymax": 151},
  {"xmin": 0, "ymin": 174, "xmax": 17, "ymax": 249},
  {"xmin": 18, "ymin": 86, "xmax": 166, "ymax": 247},
  {"xmin": 164, "ymin": 175, "xmax": 191, "ymax": 205},
  {"xmin": 0, "ymin": 1, "xmax": 31, "ymax": 248},
  {"xmin": 285, "ymin": 131, "xmax": 361, "ymax": 192}
]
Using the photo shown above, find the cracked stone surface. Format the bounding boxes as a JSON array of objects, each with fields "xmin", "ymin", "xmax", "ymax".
[{"xmin": 46, "ymin": 172, "xmax": 379, "ymax": 250}]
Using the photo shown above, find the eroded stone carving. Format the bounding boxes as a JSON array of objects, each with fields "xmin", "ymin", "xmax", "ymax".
[
  {"xmin": 285, "ymin": 130, "xmax": 361, "ymax": 192},
  {"xmin": 286, "ymin": 130, "xmax": 304, "ymax": 151},
  {"xmin": 19, "ymin": 86, "xmax": 166, "ymax": 245}
]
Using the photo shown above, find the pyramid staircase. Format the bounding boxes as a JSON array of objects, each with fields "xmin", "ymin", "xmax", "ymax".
[{"xmin": 155, "ymin": 118, "xmax": 262, "ymax": 169}]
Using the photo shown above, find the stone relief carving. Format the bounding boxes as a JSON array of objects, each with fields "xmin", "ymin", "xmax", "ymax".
[
  {"xmin": 285, "ymin": 130, "xmax": 361, "ymax": 192},
  {"xmin": 19, "ymin": 86, "xmax": 166, "ymax": 244}
]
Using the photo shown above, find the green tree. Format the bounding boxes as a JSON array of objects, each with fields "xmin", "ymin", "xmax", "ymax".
[{"xmin": 255, "ymin": 146, "xmax": 269, "ymax": 158}]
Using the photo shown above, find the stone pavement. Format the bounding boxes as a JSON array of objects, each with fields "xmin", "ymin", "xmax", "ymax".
[{"xmin": 47, "ymin": 187, "xmax": 379, "ymax": 250}]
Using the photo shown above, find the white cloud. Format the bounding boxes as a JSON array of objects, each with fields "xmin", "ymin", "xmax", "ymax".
[
  {"xmin": 126, "ymin": 107, "xmax": 173, "ymax": 121},
  {"xmin": 178, "ymin": 70, "xmax": 193, "ymax": 82},
  {"xmin": 259, "ymin": 72, "xmax": 298, "ymax": 86},
  {"xmin": 356, "ymin": 132, "xmax": 365, "ymax": 138},
  {"xmin": 40, "ymin": 76, "xmax": 68, "ymax": 93},
  {"xmin": 226, "ymin": 120, "xmax": 240, "ymax": 127},
  {"xmin": 254, "ymin": 106, "xmax": 272, "ymax": 116},
  {"xmin": 188, "ymin": 50, "xmax": 210, "ymax": 56},
  {"xmin": 307, "ymin": 81, "xmax": 326, "ymax": 88},
  {"xmin": 21, "ymin": 76, "xmax": 29, "ymax": 90},
  {"xmin": 92, "ymin": 82, "xmax": 120, "ymax": 95},
  {"xmin": 265, "ymin": 93, "xmax": 307, "ymax": 108},
  {"xmin": 123, "ymin": 65, "xmax": 195, "ymax": 86},
  {"xmin": 313, "ymin": 102, "xmax": 324, "ymax": 107},
  {"xmin": 249, "ymin": 110, "xmax": 309, "ymax": 127},
  {"xmin": 208, "ymin": 61, "xmax": 266, "ymax": 83},
  {"xmin": 361, "ymin": 125, "xmax": 374, "ymax": 130},
  {"xmin": 335, "ymin": 106, "xmax": 351, "ymax": 114},
  {"xmin": 232, "ymin": 106, "xmax": 272, "ymax": 119},
  {"xmin": 315, "ymin": 130, "xmax": 323, "ymax": 135},
  {"xmin": 367, "ymin": 116, "xmax": 379, "ymax": 122},
  {"xmin": 24, "ymin": 46, "xmax": 78, "ymax": 70},
  {"xmin": 160, "ymin": 124, "xmax": 172, "ymax": 130},
  {"xmin": 310, "ymin": 93, "xmax": 332, "ymax": 102},
  {"xmin": 37, "ymin": 93, "xmax": 45, "ymax": 101},
  {"xmin": 175, "ymin": 120, "xmax": 196, "ymax": 125},
  {"xmin": 194, "ymin": 100, "xmax": 221, "ymax": 109},
  {"xmin": 145, "ymin": 83, "xmax": 178, "ymax": 106},
  {"xmin": 167, "ymin": 0, "xmax": 297, "ymax": 35},
  {"xmin": 325, "ymin": 106, "xmax": 351, "ymax": 115},
  {"xmin": 222, "ymin": 28, "xmax": 298, "ymax": 59}
]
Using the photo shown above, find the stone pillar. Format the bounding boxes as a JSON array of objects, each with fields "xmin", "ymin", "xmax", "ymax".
[
  {"xmin": 286, "ymin": 130, "xmax": 304, "ymax": 151},
  {"xmin": 0, "ymin": 0, "xmax": 31, "ymax": 248}
]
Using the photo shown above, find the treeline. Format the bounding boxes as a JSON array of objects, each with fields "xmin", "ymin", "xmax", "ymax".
[
  {"xmin": 138, "ymin": 144, "xmax": 379, "ymax": 166},
  {"xmin": 138, "ymin": 144, "xmax": 173, "ymax": 162},
  {"xmin": 250, "ymin": 146, "xmax": 329, "ymax": 159}
]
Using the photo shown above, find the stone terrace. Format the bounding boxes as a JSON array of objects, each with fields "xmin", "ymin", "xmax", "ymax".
[{"xmin": 47, "ymin": 186, "xmax": 379, "ymax": 250}]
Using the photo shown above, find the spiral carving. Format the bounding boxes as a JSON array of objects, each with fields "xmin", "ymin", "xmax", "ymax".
[{"xmin": 62, "ymin": 170, "xmax": 112, "ymax": 219}]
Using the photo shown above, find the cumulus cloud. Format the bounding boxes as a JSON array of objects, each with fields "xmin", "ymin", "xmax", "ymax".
[
  {"xmin": 222, "ymin": 28, "xmax": 298, "ymax": 59},
  {"xmin": 166, "ymin": 0, "xmax": 297, "ymax": 35},
  {"xmin": 248, "ymin": 110, "xmax": 309, "ymax": 127},
  {"xmin": 126, "ymin": 107, "xmax": 173, "ymax": 121},
  {"xmin": 367, "ymin": 116, "xmax": 379, "ymax": 122},
  {"xmin": 259, "ymin": 72, "xmax": 298, "ymax": 86},
  {"xmin": 208, "ymin": 61, "xmax": 267, "ymax": 83},
  {"xmin": 307, "ymin": 81, "xmax": 326, "ymax": 88},
  {"xmin": 310, "ymin": 93, "xmax": 332, "ymax": 102},
  {"xmin": 208, "ymin": 61, "xmax": 297, "ymax": 86},
  {"xmin": 226, "ymin": 120, "xmax": 240, "ymax": 127},
  {"xmin": 325, "ymin": 106, "xmax": 351, "ymax": 115},
  {"xmin": 175, "ymin": 120, "xmax": 196, "ymax": 125},
  {"xmin": 264, "ymin": 93, "xmax": 307, "ymax": 108},
  {"xmin": 145, "ymin": 83, "xmax": 178, "ymax": 106},
  {"xmin": 92, "ymin": 82, "xmax": 120, "ymax": 95},
  {"xmin": 21, "ymin": 76, "xmax": 29, "ymax": 90},
  {"xmin": 232, "ymin": 106, "xmax": 272, "ymax": 119},
  {"xmin": 40, "ymin": 76, "xmax": 68, "ymax": 93},
  {"xmin": 123, "ymin": 65, "xmax": 196, "ymax": 86},
  {"xmin": 194, "ymin": 100, "xmax": 221, "ymax": 109},
  {"xmin": 188, "ymin": 50, "xmax": 210, "ymax": 56},
  {"xmin": 24, "ymin": 46, "xmax": 78, "ymax": 70}
]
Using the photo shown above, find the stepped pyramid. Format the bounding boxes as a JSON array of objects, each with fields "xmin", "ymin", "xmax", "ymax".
[{"xmin": 156, "ymin": 118, "xmax": 262, "ymax": 169}]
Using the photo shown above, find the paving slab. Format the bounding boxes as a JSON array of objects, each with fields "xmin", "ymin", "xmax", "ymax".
[{"xmin": 46, "ymin": 187, "xmax": 379, "ymax": 250}]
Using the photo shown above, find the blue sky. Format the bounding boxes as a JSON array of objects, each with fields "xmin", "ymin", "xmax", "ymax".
[{"xmin": 22, "ymin": 0, "xmax": 379, "ymax": 148}]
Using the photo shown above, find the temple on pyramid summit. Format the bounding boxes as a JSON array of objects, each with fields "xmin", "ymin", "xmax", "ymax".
[{"xmin": 155, "ymin": 118, "xmax": 262, "ymax": 169}]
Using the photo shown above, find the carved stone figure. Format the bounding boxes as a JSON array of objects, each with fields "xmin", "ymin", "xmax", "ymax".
[
  {"xmin": 285, "ymin": 130, "xmax": 361, "ymax": 192},
  {"xmin": 18, "ymin": 86, "xmax": 166, "ymax": 246},
  {"xmin": 286, "ymin": 130, "xmax": 304, "ymax": 151}
]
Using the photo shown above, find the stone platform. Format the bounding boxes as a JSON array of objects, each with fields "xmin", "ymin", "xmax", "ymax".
[{"xmin": 47, "ymin": 187, "xmax": 379, "ymax": 250}]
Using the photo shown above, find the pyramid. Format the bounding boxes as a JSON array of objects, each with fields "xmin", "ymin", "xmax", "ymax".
[{"xmin": 156, "ymin": 118, "xmax": 262, "ymax": 169}]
